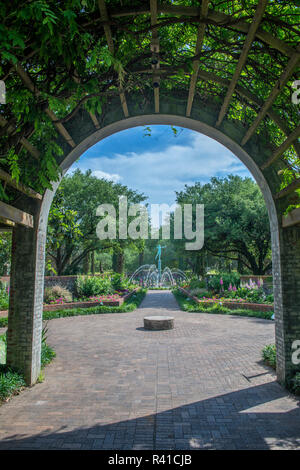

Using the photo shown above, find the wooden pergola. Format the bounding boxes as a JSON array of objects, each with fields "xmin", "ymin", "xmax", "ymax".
[{"xmin": 0, "ymin": 2, "xmax": 299, "ymax": 221}]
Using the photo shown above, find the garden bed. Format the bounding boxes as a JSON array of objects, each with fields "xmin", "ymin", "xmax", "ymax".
[
  {"xmin": 0, "ymin": 288, "xmax": 138, "ymax": 317},
  {"xmin": 179, "ymin": 287, "xmax": 274, "ymax": 312},
  {"xmin": 0, "ymin": 289, "xmax": 147, "ymax": 328},
  {"xmin": 43, "ymin": 288, "xmax": 137, "ymax": 311},
  {"xmin": 173, "ymin": 288, "xmax": 273, "ymax": 320}
]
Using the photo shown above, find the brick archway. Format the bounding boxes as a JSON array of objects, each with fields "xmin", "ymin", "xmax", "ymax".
[{"xmin": 6, "ymin": 107, "xmax": 300, "ymax": 387}]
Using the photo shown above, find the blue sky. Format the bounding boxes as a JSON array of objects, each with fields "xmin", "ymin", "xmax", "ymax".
[{"xmin": 68, "ymin": 125, "xmax": 252, "ymax": 206}]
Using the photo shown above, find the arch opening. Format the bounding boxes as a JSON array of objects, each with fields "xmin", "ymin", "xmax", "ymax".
[{"xmin": 6, "ymin": 114, "xmax": 299, "ymax": 390}]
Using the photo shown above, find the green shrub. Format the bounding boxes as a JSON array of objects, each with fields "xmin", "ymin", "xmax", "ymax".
[
  {"xmin": 0, "ymin": 318, "xmax": 7, "ymax": 328},
  {"xmin": 208, "ymin": 272, "xmax": 240, "ymax": 292},
  {"xmin": 189, "ymin": 289, "xmax": 210, "ymax": 298},
  {"xmin": 0, "ymin": 282, "xmax": 9, "ymax": 310},
  {"xmin": 44, "ymin": 285, "xmax": 72, "ymax": 304},
  {"xmin": 76, "ymin": 275, "xmax": 112, "ymax": 297},
  {"xmin": 41, "ymin": 343, "xmax": 56, "ymax": 367},
  {"xmin": 290, "ymin": 373, "xmax": 300, "ymax": 395},
  {"xmin": 40, "ymin": 322, "xmax": 56, "ymax": 367},
  {"xmin": 0, "ymin": 366, "xmax": 26, "ymax": 402},
  {"xmin": 262, "ymin": 344, "xmax": 276, "ymax": 369},
  {"xmin": 265, "ymin": 293, "xmax": 274, "ymax": 303},
  {"xmin": 221, "ymin": 286, "xmax": 273, "ymax": 304},
  {"xmin": 189, "ymin": 277, "xmax": 206, "ymax": 290},
  {"xmin": 0, "ymin": 333, "xmax": 6, "ymax": 364},
  {"xmin": 111, "ymin": 273, "xmax": 129, "ymax": 291},
  {"xmin": 0, "ymin": 324, "xmax": 56, "ymax": 404}
]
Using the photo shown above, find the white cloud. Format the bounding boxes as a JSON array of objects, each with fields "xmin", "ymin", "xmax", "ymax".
[
  {"xmin": 92, "ymin": 170, "xmax": 122, "ymax": 183},
  {"xmin": 73, "ymin": 131, "xmax": 251, "ymax": 205}
]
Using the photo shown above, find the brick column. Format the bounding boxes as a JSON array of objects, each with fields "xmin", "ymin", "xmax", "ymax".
[
  {"xmin": 6, "ymin": 210, "xmax": 47, "ymax": 385},
  {"xmin": 273, "ymin": 224, "xmax": 300, "ymax": 385}
]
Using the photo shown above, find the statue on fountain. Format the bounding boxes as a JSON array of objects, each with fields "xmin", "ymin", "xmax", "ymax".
[
  {"xmin": 129, "ymin": 245, "xmax": 187, "ymax": 287},
  {"xmin": 155, "ymin": 244, "xmax": 166, "ymax": 284}
]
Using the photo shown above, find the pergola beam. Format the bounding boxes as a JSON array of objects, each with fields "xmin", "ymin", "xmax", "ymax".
[
  {"xmin": 0, "ymin": 116, "xmax": 40, "ymax": 160},
  {"xmin": 73, "ymin": 73, "xmax": 100, "ymax": 130},
  {"xmin": 282, "ymin": 207, "xmax": 300, "ymax": 228},
  {"xmin": 216, "ymin": 0, "xmax": 267, "ymax": 127},
  {"xmin": 0, "ymin": 217, "xmax": 15, "ymax": 232},
  {"xmin": 88, "ymin": 112, "xmax": 100, "ymax": 129},
  {"xmin": 150, "ymin": 0, "xmax": 160, "ymax": 113},
  {"xmin": 97, "ymin": 0, "xmax": 129, "ymax": 118},
  {"xmin": 0, "ymin": 169, "xmax": 42, "ymax": 200},
  {"xmin": 261, "ymin": 124, "xmax": 300, "ymax": 170},
  {"xmin": 14, "ymin": 63, "xmax": 76, "ymax": 148},
  {"xmin": 275, "ymin": 178, "xmax": 300, "ymax": 200},
  {"xmin": 241, "ymin": 47, "xmax": 300, "ymax": 146},
  {"xmin": 0, "ymin": 201, "xmax": 33, "ymax": 228},
  {"xmin": 0, "ymin": 217, "xmax": 15, "ymax": 227},
  {"xmin": 107, "ymin": 4, "xmax": 296, "ymax": 58},
  {"xmin": 186, "ymin": 0, "xmax": 209, "ymax": 117},
  {"xmin": 197, "ymin": 70, "xmax": 300, "ymax": 158},
  {"xmin": 134, "ymin": 65, "xmax": 300, "ymax": 158}
]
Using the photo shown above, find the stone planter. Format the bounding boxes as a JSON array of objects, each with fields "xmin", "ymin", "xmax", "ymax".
[{"xmin": 144, "ymin": 316, "xmax": 174, "ymax": 330}]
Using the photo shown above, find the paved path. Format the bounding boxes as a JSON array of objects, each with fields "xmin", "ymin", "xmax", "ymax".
[{"xmin": 0, "ymin": 290, "xmax": 299, "ymax": 450}]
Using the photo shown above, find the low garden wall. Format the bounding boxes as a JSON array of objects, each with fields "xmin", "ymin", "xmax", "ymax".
[
  {"xmin": 240, "ymin": 275, "xmax": 273, "ymax": 291},
  {"xmin": 179, "ymin": 287, "xmax": 274, "ymax": 312}
]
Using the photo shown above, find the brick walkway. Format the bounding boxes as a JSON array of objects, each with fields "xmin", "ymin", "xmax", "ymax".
[{"xmin": 0, "ymin": 290, "xmax": 299, "ymax": 450}]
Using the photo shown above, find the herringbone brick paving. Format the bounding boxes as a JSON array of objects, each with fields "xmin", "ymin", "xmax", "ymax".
[{"xmin": 0, "ymin": 290, "xmax": 299, "ymax": 450}]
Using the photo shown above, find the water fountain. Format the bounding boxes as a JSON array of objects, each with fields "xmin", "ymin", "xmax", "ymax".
[{"xmin": 129, "ymin": 245, "xmax": 187, "ymax": 287}]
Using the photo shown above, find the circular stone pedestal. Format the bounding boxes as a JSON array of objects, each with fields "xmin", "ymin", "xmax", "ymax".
[{"xmin": 144, "ymin": 316, "xmax": 174, "ymax": 330}]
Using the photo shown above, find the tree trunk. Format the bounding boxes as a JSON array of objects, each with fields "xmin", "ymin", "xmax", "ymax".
[
  {"xmin": 83, "ymin": 252, "xmax": 90, "ymax": 274},
  {"xmin": 194, "ymin": 253, "xmax": 205, "ymax": 277},
  {"xmin": 91, "ymin": 251, "xmax": 95, "ymax": 275},
  {"xmin": 138, "ymin": 250, "xmax": 144, "ymax": 266},
  {"xmin": 116, "ymin": 252, "xmax": 124, "ymax": 274},
  {"xmin": 112, "ymin": 252, "xmax": 118, "ymax": 272},
  {"xmin": 112, "ymin": 250, "xmax": 124, "ymax": 273}
]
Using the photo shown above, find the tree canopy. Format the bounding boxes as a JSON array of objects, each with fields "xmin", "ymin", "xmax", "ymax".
[
  {"xmin": 0, "ymin": 0, "xmax": 299, "ymax": 209},
  {"xmin": 47, "ymin": 169, "xmax": 146, "ymax": 274},
  {"xmin": 174, "ymin": 175, "xmax": 272, "ymax": 275}
]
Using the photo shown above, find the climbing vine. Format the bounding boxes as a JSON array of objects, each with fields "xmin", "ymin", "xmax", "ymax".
[{"xmin": 0, "ymin": 0, "xmax": 299, "ymax": 201}]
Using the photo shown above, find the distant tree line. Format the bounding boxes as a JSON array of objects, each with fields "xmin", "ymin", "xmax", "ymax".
[{"xmin": 0, "ymin": 172, "xmax": 272, "ymax": 277}]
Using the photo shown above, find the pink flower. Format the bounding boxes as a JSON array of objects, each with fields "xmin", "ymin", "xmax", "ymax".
[
  {"xmin": 220, "ymin": 278, "xmax": 223, "ymax": 285},
  {"xmin": 228, "ymin": 283, "xmax": 232, "ymax": 291}
]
